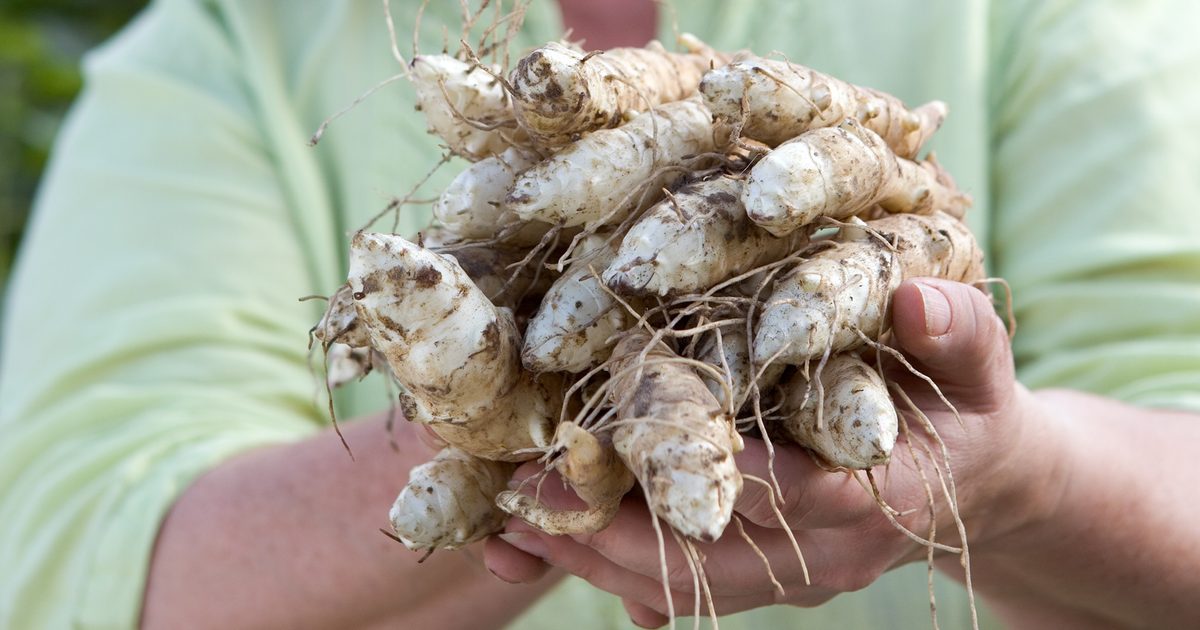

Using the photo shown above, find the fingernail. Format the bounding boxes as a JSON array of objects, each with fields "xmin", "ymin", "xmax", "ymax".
[
  {"xmin": 507, "ymin": 471, "xmax": 536, "ymax": 490},
  {"xmin": 916, "ymin": 282, "xmax": 952, "ymax": 336},
  {"xmin": 487, "ymin": 565, "xmax": 521, "ymax": 585},
  {"xmin": 498, "ymin": 532, "xmax": 549, "ymax": 559}
]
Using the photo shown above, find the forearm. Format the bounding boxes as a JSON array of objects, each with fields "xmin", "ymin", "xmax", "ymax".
[
  {"xmin": 967, "ymin": 389, "xmax": 1200, "ymax": 628},
  {"xmin": 141, "ymin": 413, "xmax": 558, "ymax": 629}
]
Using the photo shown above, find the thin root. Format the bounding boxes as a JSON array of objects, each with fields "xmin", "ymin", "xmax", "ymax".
[{"xmin": 742, "ymin": 474, "xmax": 810, "ymax": 586}]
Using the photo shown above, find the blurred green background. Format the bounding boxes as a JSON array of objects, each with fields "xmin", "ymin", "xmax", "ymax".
[{"xmin": 0, "ymin": 0, "xmax": 145, "ymax": 293}]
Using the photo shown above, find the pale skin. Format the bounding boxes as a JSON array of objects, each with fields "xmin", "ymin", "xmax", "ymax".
[{"xmin": 142, "ymin": 1, "xmax": 1200, "ymax": 628}]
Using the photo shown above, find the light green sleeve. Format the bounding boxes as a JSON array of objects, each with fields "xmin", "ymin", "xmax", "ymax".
[
  {"xmin": 989, "ymin": 0, "xmax": 1200, "ymax": 411},
  {"xmin": 0, "ymin": 1, "xmax": 333, "ymax": 626}
]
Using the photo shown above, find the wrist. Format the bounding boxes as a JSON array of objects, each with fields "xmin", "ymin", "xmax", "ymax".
[{"xmin": 964, "ymin": 385, "xmax": 1075, "ymax": 555}]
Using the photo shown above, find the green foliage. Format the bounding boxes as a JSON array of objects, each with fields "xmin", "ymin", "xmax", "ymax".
[{"xmin": 0, "ymin": 1, "xmax": 145, "ymax": 291}]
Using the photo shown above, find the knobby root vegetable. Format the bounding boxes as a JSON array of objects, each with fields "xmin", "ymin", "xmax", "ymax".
[
  {"xmin": 699, "ymin": 57, "xmax": 945, "ymax": 159},
  {"xmin": 603, "ymin": 176, "xmax": 808, "ymax": 296},
  {"xmin": 695, "ymin": 327, "xmax": 783, "ymax": 412},
  {"xmin": 607, "ymin": 332, "xmax": 743, "ymax": 542},
  {"xmin": 324, "ymin": 342, "xmax": 376, "ymax": 388},
  {"xmin": 777, "ymin": 353, "xmax": 898, "ymax": 469},
  {"xmin": 506, "ymin": 97, "xmax": 717, "ymax": 229},
  {"xmin": 389, "ymin": 446, "xmax": 515, "ymax": 550},
  {"xmin": 420, "ymin": 220, "xmax": 566, "ymax": 256},
  {"xmin": 432, "ymin": 147, "xmax": 539, "ymax": 240},
  {"xmin": 549, "ymin": 421, "xmax": 636, "ymax": 509},
  {"xmin": 510, "ymin": 38, "xmax": 727, "ymax": 147},
  {"xmin": 438, "ymin": 243, "xmax": 555, "ymax": 309},
  {"xmin": 743, "ymin": 119, "xmax": 971, "ymax": 237},
  {"xmin": 330, "ymin": 24, "xmax": 988, "ymax": 621},
  {"xmin": 313, "ymin": 283, "xmax": 372, "ymax": 350},
  {"xmin": 311, "ymin": 283, "xmax": 380, "ymax": 388},
  {"xmin": 754, "ymin": 211, "xmax": 984, "ymax": 365},
  {"xmin": 348, "ymin": 232, "xmax": 560, "ymax": 461},
  {"xmin": 522, "ymin": 235, "xmax": 627, "ymax": 373},
  {"xmin": 496, "ymin": 421, "xmax": 636, "ymax": 535},
  {"xmin": 410, "ymin": 54, "xmax": 515, "ymax": 160},
  {"xmin": 676, "ymin": 32, "xmax": 742, "ymax": 64}
]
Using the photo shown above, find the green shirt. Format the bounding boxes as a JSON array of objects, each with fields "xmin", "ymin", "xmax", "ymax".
[{"xmin": 2, "ymin": 1, "xmax": 1199, "ymax": 628}]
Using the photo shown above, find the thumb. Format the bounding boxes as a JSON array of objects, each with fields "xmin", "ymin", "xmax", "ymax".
[{"xmin": 890, "ymin": 278, "xmax": 1014, "ymax": 412}]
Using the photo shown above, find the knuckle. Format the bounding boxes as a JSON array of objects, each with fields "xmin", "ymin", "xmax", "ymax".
[
  {"xmin": 538, "ymin": 537, "xmax": 596, "ymax": 577},
  {"xmin": 581, "ymin": 527, "xmax": 621, "ymax": 558},
  {"xmin": 738, "ymin": 468, "xmax": 813, "ymax": 529},
  {"xmin": 664, "ymin": 557, "xmax": 698, "ymax": 592},
  {"xmin": 736, "ymin": 487, "xmax": 778, "ymax": 527},
  {"xmin": 777, "ymin": 475, "xmax": 816, "ymax": 526},
  {"xmin": 639, "ymin": 595, "xmax": 673, "ymax": 620},
  {"xmin": 822, "ymin": 562, "xmax": 884, "ymax": 594},
  {"xmin": 837, "ymin": 568, "xmax": 877, "ymax": 593},
  {"xmin": 784, "ymin": 589, "xmax": 837, "ymax": 609},
  {"xmin": 561, "ymin": 551, "xmax": 600, "ymax": 583}
]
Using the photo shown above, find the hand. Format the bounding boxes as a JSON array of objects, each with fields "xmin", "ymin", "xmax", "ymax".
[{"xmin": 484, "ymin": 278, "xmax": 1061, "ymax": 627}]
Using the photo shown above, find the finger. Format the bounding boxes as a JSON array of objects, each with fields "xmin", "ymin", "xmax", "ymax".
[
  {"xmin": 622, "ymin": 599, "xmax": 668, "ymax": 629},
  {"xmin": 741, "ymin": 516, "xmax": 898, "ymax": 599},
  {"xmin": 509, "ymin": 461, "xmax": 559, "ymax": 488},
  {"xmin": 501, "ymin": 518, "xmax": 774, "ymax": 613},
  {"xmin": 482, "ymin": 534, "xmax": 553, "ymax": 584},
  {"xmin": 890, "ymin": 278, "xmax": 1015, "ymax": 411},
  {"xmin": 732, "ymin": 437, "xmax": 879, "ymax": 530},
  {"xmin": 414, "ymin": 423, "xmax": 447, "ymax": 453},
  {"xmin": 500, "ymin": 463, "xmax": 861, "ymax": 603},
  {"xmin": 507, "ymin": 505, "xmax": 864, "ymax": 610},
  {"xmin": 520, "ymin": 469, "xmax": 591, "ymax": 509},
  {"xmin": 573, "ymin": 495, "xmax": 825, "ymax": 597},
  {"xmin": 501, "ymin": 468, "xmax": 596, "ymax": 538},
  {"xmin": 502, "ymin": 487, "xmax": 785, "ymax": 596},
  {"xmin": 510, "ymin": 499, "xmax": 695, "ymax": 593}
]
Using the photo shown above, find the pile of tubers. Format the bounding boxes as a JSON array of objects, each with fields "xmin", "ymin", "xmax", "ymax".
[{"xmin": 312, "ymin": 32, "xmax": 985, "ymax": 555}]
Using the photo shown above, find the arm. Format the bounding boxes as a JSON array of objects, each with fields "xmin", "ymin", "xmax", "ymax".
[
  {"xmin": 142, "ymin": 413, "xmax": 557, "ymax": 629},
  {"xmin": 967, "ymin": 390, "xmax": 1200, "ymax": 628},
  {"xmin": 972, "ymin": 2, "xmax": 1200, "ymax": 622}
]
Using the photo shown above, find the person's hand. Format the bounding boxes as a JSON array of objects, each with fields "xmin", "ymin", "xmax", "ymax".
[{"xmin": 484, "ymin": 278, "xmax": 1063, "ymax": 627}]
